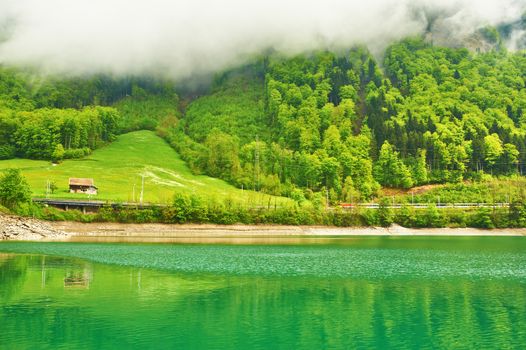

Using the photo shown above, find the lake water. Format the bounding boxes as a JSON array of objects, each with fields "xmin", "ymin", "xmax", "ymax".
[{"xmin": 1, "ymin": 237, "xmax": 525, "ymax": 349}]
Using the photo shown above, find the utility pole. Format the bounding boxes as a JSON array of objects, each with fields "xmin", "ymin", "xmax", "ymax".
[
  {"xmin": 254, "ymin": 135, "xmax": 260, "ymax": 192},
  {"xmin": 140, "ymin": 175, "xmax": 145, "ymax": 206},
  {"xmin": 132, "ymin": 183, "xmax": 136, "ymax": 203},
  {"xmin": 325, "ymin": 176, "xmax": 329, "ymax": 210}
]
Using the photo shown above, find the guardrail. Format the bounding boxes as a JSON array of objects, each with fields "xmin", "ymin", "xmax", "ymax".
[
  {"xmin": 33, "ymin": 198, "xmax": 167, "ymax": 212},
  {"xmin": 343, "ymin": 203, "xmax": 511, "ymax": 209},
  {"xmin": 33, "ymin": 198, "xmax": 512, "ymax": 212}
]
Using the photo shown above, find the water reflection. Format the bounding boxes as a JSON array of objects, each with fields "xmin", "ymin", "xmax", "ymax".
[
  {"xmin": 67, "ymin": 235, "xmax": 366, "ymax": 245},
  {"xmin": 0, "ymin": 252, "xmax": 525, "ymax": 349},
  {"xmin": 64, "ymin": 268, "xmax": 91, "ymax": 288},
  {"xmin": 0, "ymin": 253, "xmax": 28, "ymax": 302}
]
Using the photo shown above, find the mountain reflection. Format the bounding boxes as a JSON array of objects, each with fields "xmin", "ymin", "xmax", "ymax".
[{"xmin": 0, "ymin": 251, "xmax": 524, "ymax": 349}]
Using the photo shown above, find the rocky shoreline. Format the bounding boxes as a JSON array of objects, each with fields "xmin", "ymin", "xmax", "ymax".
[
  {"xmin": 1, "ymin": 213, "xmax": 525, "ymax": 242},
  {"xmin": 0, "ymin": 213, "xmax": 68, "ymax": 241}
]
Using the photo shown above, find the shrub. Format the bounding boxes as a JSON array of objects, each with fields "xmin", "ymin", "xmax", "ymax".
[
  {"xmin": 172, "ymin": 193, "xmax": 192, "ymax": 223},
  {"xmin": 444, "ymin": 209, "xmax": 467, "ymax": 228},
  {"xmin": 64, "ymin": 147, "xmax": 91, "ymax": 160},
  {"xmin": 361, "ymin": 209, "xmax": 379, "ymax": 226},
  {"xmin": 378, "ymin": 197, "xmax": 393, "ymax": 227},
  {"xmin": 416, "ymin": 205, "xmax": 446, "ymax": 228},
  {"xmin": 395, "ymin": 204, "xmax": 416, "ymax": 228},
  {"xmin": 0, "ymin": 145, "xmax": 15, "ymax": 160},
  {"xmin": 508, "ymin": 201, "xmax": 526, "ymax": 228},
  {"xmin": 468, "ymin": 207, "xmax": 495, "ymax": 229},
  {"xmin": 51, "ymin": 144, "xmax": 65, "ymax": 163},
  {"xmin": 0, "ymin": 169, "xmax": 32, "ymax": 209},
  {"xmin": 96, "ymin": 206, "xmax": 116, "ymax": 222}
]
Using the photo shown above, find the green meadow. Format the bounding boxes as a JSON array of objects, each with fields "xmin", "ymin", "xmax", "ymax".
[{"xmin": 0, "ymin": 131, "xmax": 289, "ymax": 206}]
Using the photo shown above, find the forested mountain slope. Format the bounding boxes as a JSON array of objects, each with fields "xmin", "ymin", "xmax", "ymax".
[
  {"xmin": 172, "ymin": 39, "xmax": 526, "ymax": 203},
  {"xmin": 1, "ymin": 37, "xmax": 526, "ymax": 204},
  {"xmin": 0, "ymin": 73, "xmax": 178, "ymax": 160}
]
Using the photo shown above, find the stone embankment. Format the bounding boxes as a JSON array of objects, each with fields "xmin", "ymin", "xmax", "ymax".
[{"xmin": 0, "ymin": 213, "xmax": 67, "ymax": 241}]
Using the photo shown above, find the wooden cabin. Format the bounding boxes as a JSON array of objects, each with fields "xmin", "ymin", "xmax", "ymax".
[{"xmin": 69, "ymin": 178, "xmax": 98, "ymax": 195}]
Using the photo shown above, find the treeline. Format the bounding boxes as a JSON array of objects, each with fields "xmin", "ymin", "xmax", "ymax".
[
  {"xmin": 25, "ymin": 194, "xmax": 526, "ymax": 229},
  {"xmin": 171, "ymin": 39, "xmax": 526, "ymax": 203},
  {"xmin": 0, "ymin": 107, "xmax": 120, "ymax": 161},
  {"xmin": 378, "ymin": 39, "xmax": 526, "ymax": 179},
  {"xmin": 0, "ymin": 66, "xmax": 179, "ymax": 160},
  {"xmin": 0, "ymin": 67, "xmax": 176, "ymax": 110}
]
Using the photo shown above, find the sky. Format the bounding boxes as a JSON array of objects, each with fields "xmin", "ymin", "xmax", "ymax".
[{"xmin": 0, "ymin": 0, "xmax": 525, "ymax": 78}]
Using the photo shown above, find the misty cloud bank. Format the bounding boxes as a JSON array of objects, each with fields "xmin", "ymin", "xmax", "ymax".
[{"xmin": 0, "ymin": 0, "xmax": 525, "ymax": 79}]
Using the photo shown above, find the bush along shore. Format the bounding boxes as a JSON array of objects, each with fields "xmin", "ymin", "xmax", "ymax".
[
  {"xmin": 2, "ymin": 168, "xmax": 526, "ymax": 229},
  {"xmin": 8, "ymin": 194, "xmax": 526, "ymax": 229}
]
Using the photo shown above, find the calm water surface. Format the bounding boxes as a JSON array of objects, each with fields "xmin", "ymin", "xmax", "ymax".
[{"xmin": 0, "ymin": 237, "xmax": 525, "ymax": 349}]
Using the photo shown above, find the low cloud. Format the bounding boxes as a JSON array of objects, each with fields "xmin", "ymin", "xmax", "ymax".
[{"xmin": 0, "ymin": 0, "xmax": 524, "ymax": 78}]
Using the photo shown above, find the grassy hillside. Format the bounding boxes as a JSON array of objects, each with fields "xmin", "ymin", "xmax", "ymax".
[{"xmin": 0, "ymin": 131, "xmax": 290, "ymax": 206}]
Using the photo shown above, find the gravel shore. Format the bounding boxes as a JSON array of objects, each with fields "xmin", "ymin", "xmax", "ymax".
[
  {"xmin": 0, "ymin": 213, "xmax": 68, "ymax": 241},
  {"xmin": 2, "ymin": 214, "xmax": 525, "ymax": 242},
  {"xmin": 50, "ymin": 221, "xmax": 526, "ymax": 237}
]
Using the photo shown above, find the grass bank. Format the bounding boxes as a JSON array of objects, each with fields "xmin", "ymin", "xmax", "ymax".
[{"xmin": 0, "ymin": 131, "xmax": 290, "ymax": 206}]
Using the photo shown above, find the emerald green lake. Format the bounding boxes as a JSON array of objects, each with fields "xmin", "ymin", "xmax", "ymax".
[{"xmin": 1, "ymin": 237, "xmax": 525, "ymax": 349}]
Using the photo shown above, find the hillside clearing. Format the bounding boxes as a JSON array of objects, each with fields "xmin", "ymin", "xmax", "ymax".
[{"xmin": 0, "ymin": 131, "xmax": 291, "ymax": 206}]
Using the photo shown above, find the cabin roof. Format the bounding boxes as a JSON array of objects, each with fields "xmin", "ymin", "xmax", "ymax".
[{"xmin": 69, "ymin": 178, "xmax": 96, "ymax": 187}]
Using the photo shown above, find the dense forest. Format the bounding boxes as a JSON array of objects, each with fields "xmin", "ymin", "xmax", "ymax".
[
  {"xmin": 1, "ymin": 36, "xmax": 526, "ymax": 204},
  {"xmin": 0, "ymin": 71, "xmax": 178, "ymax": 161},
  {"xmin": 168, "ymin": 38, "xmax": 526, "ymax": 203}
]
